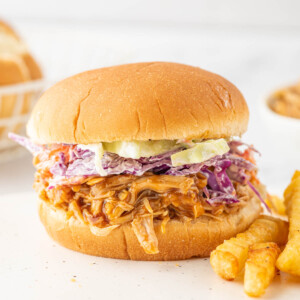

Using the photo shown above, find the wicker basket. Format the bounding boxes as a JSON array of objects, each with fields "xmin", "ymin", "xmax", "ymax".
[{"xmin": 0, "ymin": 80, "xmax": 45, "ymax": 163}]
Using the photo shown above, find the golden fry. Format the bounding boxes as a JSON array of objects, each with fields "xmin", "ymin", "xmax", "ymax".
[
  {"xmin": 267, "ymin": 194, "xmax": 286, "ymax": 216},
  {"xmin": 276, "ymin": 171, "xmax": 300, "ymax": 276},
  {"xmin": 244, "ymin": 242, "xmax": 281, "ymax": 297},
  {"xmin": 210, "ymin": 215, "xmax": 288, "ymax": 280}
]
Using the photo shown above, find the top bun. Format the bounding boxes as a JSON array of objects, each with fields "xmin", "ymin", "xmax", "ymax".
[
  {"xmin": 0, "ymin": 19, "xmax": 43, "ymax": 82},
  {"xmin": 27, "ymin": 62, "xmax": 248, "ymax": 144}
]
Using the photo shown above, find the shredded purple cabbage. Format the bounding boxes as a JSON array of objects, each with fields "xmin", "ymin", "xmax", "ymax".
[
  {"xmin": 247, "ymin": 180, "xmax": 270, "ymax": 211},
  {"xmin": 9, "ymin": 133, "xmax": 265, "ymax": 208},
  {"xmin": 50, "ymin": 152, "xmax": 67, "ymax": 176},
  {"xmin": 8, "ymin": 132, "xmax": 43, "ymax": 153},
  {"xmin": 206, "ymin": 191, "xmax": 240, "ymax": 206},
  {"xmin": 229, "ymin": 140, "xmax": 261, "ymax": 156},
  {"xmin": 66, "ymin": 148, "xmax": 98, "ymax": 176}
]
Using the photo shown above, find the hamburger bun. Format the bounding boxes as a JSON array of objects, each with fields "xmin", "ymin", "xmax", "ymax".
[
  {"xmin": 27, "ymin": 62, "xmax": 248, "ymax": 144},
  {"xmin": 0, "ymin": 20, "xmax": 20, "ymax": 40},
  {"xmin": 38, "ymin": 188, "xmax": 261, "ymax": 261},
  {"xmin": 0, "ymin": 20, "xmax": 43, "ymax": 137},
  {"xmin": 0, "ymin": 19, "xmax": 42, "ymax": 85},
  {"xmin": 0, "ymin": 53, "xmax": 30, "ymax": 85},
  {"xmin": 0, "ymin": 54, "xmax": 32, "ymax": 135}
]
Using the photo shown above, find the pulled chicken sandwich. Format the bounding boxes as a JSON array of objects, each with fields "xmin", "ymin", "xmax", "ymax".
[{"xmin": 9, "ymin": 62, "xmax": 266, "ymax": 260}]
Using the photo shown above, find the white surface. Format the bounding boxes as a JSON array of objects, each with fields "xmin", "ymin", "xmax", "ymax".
[{"xmin": 1, "ymin": 192, "xmax": 300, "ymax": 300}]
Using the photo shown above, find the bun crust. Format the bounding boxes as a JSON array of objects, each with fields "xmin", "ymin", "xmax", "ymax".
[
  {"xmin": 0, "ymin": 54, "xmax": 30, "ymax": 85},
  {"xmin": 0, "ymin": 20, "xmax": 42, "ymax": 85},
  {"xmin": 38, "ymin": 194, "xmax": 261, "ymax": 261},
  {"xmin": 0, "ymin": 19, "xmax": 43, "ymax": 136},
  {"xmin": 28, "ymin": 62, "xmax": 248, "ymax": 144},
  {"xmin": 0, "ymin": 20, "xmax": 20, "ymax": 39}
]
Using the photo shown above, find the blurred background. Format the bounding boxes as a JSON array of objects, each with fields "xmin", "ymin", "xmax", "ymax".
[{"xmin": 0, "ymin": 0, "xmax": 300, "ymax": 195}]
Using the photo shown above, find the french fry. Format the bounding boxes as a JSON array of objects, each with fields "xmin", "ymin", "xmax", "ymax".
[
  {"xmin": 244, "ymin": 242, "xmax": 281, "ymax": 297},
  {"xmin": 210, "ymin": 215, "xmax": 288, "ymax": 280},
  {"xmin": 267, "ymin": 194, "xmax": 286, "ymax": 216},
  {"xmin": 276, "ymin": 171, "xmax": 300, "ymax": 276}
]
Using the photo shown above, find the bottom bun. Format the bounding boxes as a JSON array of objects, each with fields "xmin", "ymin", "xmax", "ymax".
[{"xmin": 38, "ymin": 194, "xmax": 262, "ymax": 261}]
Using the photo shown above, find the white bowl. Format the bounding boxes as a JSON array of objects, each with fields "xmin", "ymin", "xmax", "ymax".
[{"xmin": 259, "ymin": 93, "xmax": 300, "ymax": 157}]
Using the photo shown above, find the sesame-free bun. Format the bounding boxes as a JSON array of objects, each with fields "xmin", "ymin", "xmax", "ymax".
[
  {"xmin": 38, "ymin": 190, "xmax": 261, "ymax": 261},
  {"xmin": 0, "ymin": 20, "xmax": 42, "ymax": 84},
  {"xmin": 0, "ymin": 21, "xmax": 43, "ymax": 136},
  {"xmin": 27, "ymin": 62, "xmax": 248, "ymax": 144}
]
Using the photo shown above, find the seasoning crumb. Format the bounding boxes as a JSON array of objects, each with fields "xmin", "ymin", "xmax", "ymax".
[
  {"xmin": 62, "ymin": 260, "xmax": 66, "ymax": 263},
  {"xmin": 73, "ymin": 275, "xmax": 77, "ymax": 278},
  {"xmin": 71, "ymin": 278, "xmax": 76, "ymax": 282},
  {"xmin": 175, "ymin": 264, "xmax": 182, "ymax": 267}
]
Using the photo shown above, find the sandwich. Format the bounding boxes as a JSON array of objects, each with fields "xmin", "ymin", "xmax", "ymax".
[{"xmin": 9, "ymin": 62, "xmax": 266, "ymax": 260}]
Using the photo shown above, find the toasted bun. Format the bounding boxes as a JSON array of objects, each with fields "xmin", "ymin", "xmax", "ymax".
[
  {"xmin": 38, "ymin": 191, "xmax": 261, "ymax": 261},
  {"xmin": 27, "ymin": 62, "xmax": 248, "ymax": 144}
]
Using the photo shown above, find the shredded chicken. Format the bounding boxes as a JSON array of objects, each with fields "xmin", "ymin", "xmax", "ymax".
[{"xmin": 34, "ymin": 171, "xmax": 250, "ymax": 254}]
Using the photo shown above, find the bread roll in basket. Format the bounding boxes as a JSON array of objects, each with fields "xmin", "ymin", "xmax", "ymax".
[{"xmin": 0, "ymin": 20, "xmax": 44, "ymax": 162}]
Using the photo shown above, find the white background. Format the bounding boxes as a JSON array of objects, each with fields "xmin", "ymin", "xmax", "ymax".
[
  {"xmin": 2, "ymin": 0, "xmax": 300, "ymax": 27},
  {"xmin": 0, "ymin": 1, "xmax": 300, "ymax": 299}
]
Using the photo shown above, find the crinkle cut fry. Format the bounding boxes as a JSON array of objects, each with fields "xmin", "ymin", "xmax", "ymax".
[
  {"xmin": 276, "ymin": 171, "xmax": 300, "ymax": 276},
  {"xmin": 244, "ymin": 242, "xmax": 281, "ymax": 297},
  {"xmin": 210, "ymin": 215, "xmax": 288, "ymax": 280}
]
